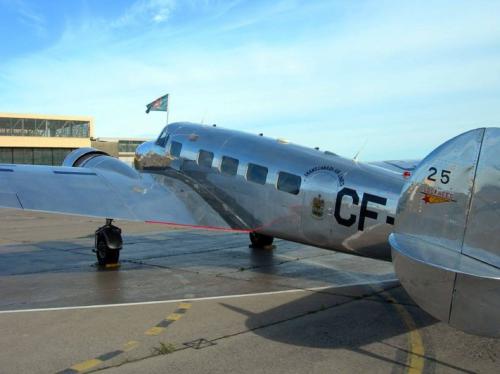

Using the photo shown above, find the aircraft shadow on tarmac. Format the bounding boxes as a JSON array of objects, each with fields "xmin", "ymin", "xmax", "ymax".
[
  {"xmin": 218, "ymin": 285, "xmax": 477, "ymax": 374},
  {"xmin": 0, "ymin": 230, "xmax": 395, "ymax": 279},
  {"xmin": 0, "ymin": 232, "xmax": 398, "ymax": 312},
  {"xmin": 220, "ymin": 283, "xmax": 434, "ymax": 350}
]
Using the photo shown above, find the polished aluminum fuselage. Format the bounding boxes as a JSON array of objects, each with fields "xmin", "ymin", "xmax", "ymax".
[{"xmin": 135, "ymin": 122, "xmax": 406, "ymax": 260}]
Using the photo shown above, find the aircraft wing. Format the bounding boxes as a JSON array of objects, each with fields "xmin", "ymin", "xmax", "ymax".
[{"xmin": 0, "ymin": 160, "xmax": 237, "ymax": 230}]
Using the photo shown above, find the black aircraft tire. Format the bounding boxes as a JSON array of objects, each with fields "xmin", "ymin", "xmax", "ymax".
[
  {"xmin": 249, "ymin": 232, "xmax": 274, "ymax": 248},
  {"xmin": 96, "ymin": 237, "xmax": 120, "ymax": 266}
]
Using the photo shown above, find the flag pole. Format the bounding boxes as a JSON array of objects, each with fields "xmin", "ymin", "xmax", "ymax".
[{"xmin": 166, "ymin": 94, "xmax": 170, "ymax": 125}]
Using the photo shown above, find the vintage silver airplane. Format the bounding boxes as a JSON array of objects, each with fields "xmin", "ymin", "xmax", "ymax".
[{"xmin": 0, "ymin": 122, "xmax": 498, "ymax": 338}]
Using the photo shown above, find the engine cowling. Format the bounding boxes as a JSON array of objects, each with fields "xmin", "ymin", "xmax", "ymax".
[
  {"xmin": 63, "ymin": 148, "xmax": 140, "ymax": 179},
  {"xmin": 390, "ymin": 128, "xmax": 500, "ymax": 337}
]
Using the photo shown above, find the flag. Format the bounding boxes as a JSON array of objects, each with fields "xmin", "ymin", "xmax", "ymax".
[{"xmin": 146, "ymin": 94, "xmax": 169, "ymax": 113}]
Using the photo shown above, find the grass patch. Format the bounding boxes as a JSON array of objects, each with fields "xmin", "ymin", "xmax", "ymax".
[{"xmin": 152, "ymin": 342, "xmax": 176, "ymax": 355}]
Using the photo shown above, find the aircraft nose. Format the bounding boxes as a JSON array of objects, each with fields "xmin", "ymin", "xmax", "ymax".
[{"xmin": 134, "ymin": 141, "xmax": 154, "ymax": 170}]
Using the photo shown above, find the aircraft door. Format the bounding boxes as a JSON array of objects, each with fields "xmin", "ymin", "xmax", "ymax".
[{"xmin": 301, "ymin": 171, "xmax": 340, "ymax": 247}]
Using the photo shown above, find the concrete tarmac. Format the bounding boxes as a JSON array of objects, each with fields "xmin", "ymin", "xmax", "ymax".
[{"xmin": 0, "ymin": 210, "xmax": 498, "ymax": 374}]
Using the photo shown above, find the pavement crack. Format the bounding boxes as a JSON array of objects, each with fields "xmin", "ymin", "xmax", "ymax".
[
  {"xmin": 213, "ymin": 251, "xmax": 338, "ymax": 276},
  {"xmin": 380, "ymin": 342, "xmax": 475, "ymax": 374}
]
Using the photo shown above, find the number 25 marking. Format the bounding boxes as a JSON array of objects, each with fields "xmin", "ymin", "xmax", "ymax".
[{"xmin": 427, "ymin": 167, "xmax": 451, "ymax": 184}]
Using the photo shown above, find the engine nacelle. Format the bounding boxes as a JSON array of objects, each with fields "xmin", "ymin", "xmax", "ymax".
[
  {"xmin": 63, "ymin": 148, "xmax": 140, "ymax": 179},
  {"xmin": 391, "ymin": 128, "xmax": 500, "ymax": 337}
]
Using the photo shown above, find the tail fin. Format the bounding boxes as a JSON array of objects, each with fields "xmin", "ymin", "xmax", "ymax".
[{"xmin": 390, "ymin": 128, "xmax": 500, "ymax": 337}]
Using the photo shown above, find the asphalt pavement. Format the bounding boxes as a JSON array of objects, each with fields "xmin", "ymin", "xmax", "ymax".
[{"xmin": 0, "ymin": 210, "xmax": 497, "ymax": 374}]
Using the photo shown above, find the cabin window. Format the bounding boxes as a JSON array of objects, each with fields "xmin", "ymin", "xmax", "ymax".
[
  {"xmin": 198, "ymin": 150, "xmax": 214, "ymax": 168},
  {"xmin": 246, "ymin": 163, "xmax": 268, "ymax": 185},
  {"xmin": 221, "ymin": 156, "xmax": 239, "ymax": 176},
  {"xmin": 170, "ymin": 141, "xmax": 183, "ymax": 158},
  {"xmin": 156, "ymin": 129, "xmax": 169, "ymax": 147},
  {"xmin": 277, "ymin": 172, "xmax": 301, "ymax": 195}
]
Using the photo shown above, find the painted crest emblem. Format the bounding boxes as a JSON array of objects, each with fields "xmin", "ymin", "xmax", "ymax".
[
  {"xmin": 420, "ymin": 186, "xmax": 456, "ymax": 204},
  {"xmin": 312, "ymin": 194, "xmax": 325, "ymax": 218}
]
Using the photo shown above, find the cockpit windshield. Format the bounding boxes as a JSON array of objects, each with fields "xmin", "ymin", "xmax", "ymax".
[{"xmin": 155, "ymin": 127, "xmax": 169, "ymax": 147}]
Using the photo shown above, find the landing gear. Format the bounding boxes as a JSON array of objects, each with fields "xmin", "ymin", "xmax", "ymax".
[
  {"xmin": 94, "ymin": 219, "xmax": 122, "ymax": 266},
  {"xmin": 249, "ymin": 232, "xmax": 274, "ymax": 249}
]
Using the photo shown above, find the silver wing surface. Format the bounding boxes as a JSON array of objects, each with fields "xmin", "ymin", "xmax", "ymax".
[{"xmin": 0, "ymin": 162, "xmax": 237, "ymax": 230}]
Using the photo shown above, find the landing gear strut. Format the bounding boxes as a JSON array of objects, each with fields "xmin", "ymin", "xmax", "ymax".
[
  {"xmin": 94, "ymin": 219, "xmax": 122, "ymax": 266},
  {"xmin": 249, "ymin": 232, "xmax": 274, "ymax": 249}
]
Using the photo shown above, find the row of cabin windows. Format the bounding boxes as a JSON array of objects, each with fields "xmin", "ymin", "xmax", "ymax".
[{"xmin": 168, "ymin": 141, "xmax": 301, "ymax": 195}]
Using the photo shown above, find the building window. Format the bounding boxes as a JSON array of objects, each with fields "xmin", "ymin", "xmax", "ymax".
[
  {"xmin": 12, "ymin": 148, "xmax": 33, "ymax": 164},
  {"xmin": 34, "ymin": 148, "xmax": 53, "ymax": 165},
  {"xmin": 53, "ymin": 149, "xmax": 72, "ymax": 166},
  {"xmin": 246, "ymin": 163, "xmax": 268, "ymax": 185},
  {"xmin": 277, "ymin": 171, "xmax": 301, "ymax": 195},
  {"xmin": 119, "ymin": 140, "xmax": 145, "ymax": 153},
  {"xmin": 0, "ymin": 117, "xmax": 90, "ymax": 138},
  {"xmin": 0, "ymin": 147, "xmax": 74, "ymax": 165},
  {"xmin": 0, "ymin": 148, "xmax": 13, "ymax": 163},
  {"xmin": 170, "ymin": 141, "xmax": 182, "ymax": 158},
  {"xmin": 221, "ymin": 156, "xmax": 239, "ymax": 176},
  {"xmin": 198, "ymin": 150, "xmax": 214, "ymax": 168}
]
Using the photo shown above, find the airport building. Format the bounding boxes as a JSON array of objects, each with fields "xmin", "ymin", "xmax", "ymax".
[
  {"xmin": 0, "ymin": 113, "xmax": 93, "ymax": 165},
  {"xmin": 0, "ymin": 113, "xmax": 148, "ymax": 166},
  {"xmin": 91, "ymin": 137, "xmax": 149, "ymax": 165}
]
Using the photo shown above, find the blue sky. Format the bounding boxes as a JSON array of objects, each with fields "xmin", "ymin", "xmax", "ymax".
[{"xmin": 0, "ymin": 0, "xmax": 499, "ymax": 160}]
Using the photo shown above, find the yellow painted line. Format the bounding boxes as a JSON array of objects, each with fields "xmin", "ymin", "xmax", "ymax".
[
  {"xmin": 178, "ymin": 302, "xmax": 192, "ymax": 309},
  {"xmin": 145, "ymin": 326, "xmax": 165, "ymax": 336},
  {"xmin": 384, "ymin": 293, "xmax": 425, "ymax": 374},
  {"xmin": 394, "ymin": 303, "xmax": 425, "ymax": 374},
  {"xmin": 62, "ymin": 303, "xmax": 192, "ymax": 373},
  {"xmin": 70, "ymin": 358, "xmax": 103, "ymax": 372},
  {"xmin": 123, "ymin": 340, "xmax": 140, "ymax": 352},
  {"xmin": 166, "ymin": 313, "xmax": 182, "ymax": 321}
]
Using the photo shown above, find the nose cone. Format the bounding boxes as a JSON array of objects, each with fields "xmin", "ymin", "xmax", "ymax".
[{"xmin": 134, "ymin": 141, "xmax": 154, "ymax": 170}]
